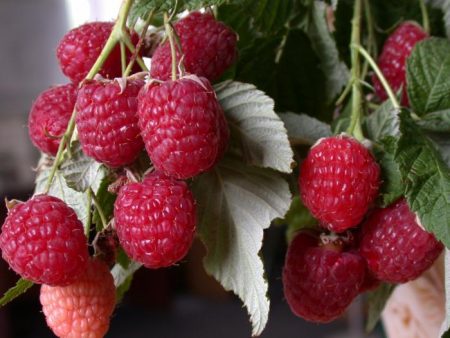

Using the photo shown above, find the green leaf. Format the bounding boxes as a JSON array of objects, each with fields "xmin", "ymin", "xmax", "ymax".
[
  {"xmin": 395, "ymin": 111, "xmax": 450, "ymax": 247},
  {"xmin": 366, "ymin": 283, "xmax": 395, "ymax": 333},
  {"xmin": 214, "ymin": 81, "xmax": 294, "ymax": 173},
  {"xmin": 191, "ymin": 156, "xmax": 291, "ymax": 336},
  {"xmin": 278, "ymin": 112, "xmax": 332, "ymax": 145},
  {"xmin": 407, "ymin": 38, "xmax": 450, "ymax": 115},
  {"xmin": 111, "ymin": 260, "xmax": 142, "ymax": 303},
  {"xmin": 429, "ymin": 132, "xmax": 450, "ymax": 167},
  {"xmin": 364, "ymin": 101, "xmax": 404, "ymax": 206},
  {"xmin": 0, "ymin": 278, "xmax": 33, "ymax": 308},
  {"xmin": 60, "ymin": 141, "xmax": 103, "ymax": 192},
  {"xmin": 92, "ymin": 175, "xmax": 116, "ymax": 229},
  {"xmin": 365, "ymin": 100, "xmax": 400, "ymax": 141},
  {"xmin": 308, "ymin": 1, "xmax": 349, "ymax": 103},
  {"xmin": 417, "ymin": 109, "xmax": 450, "ymax": 132},
  {"xmin": 35, "ymin": 156, "xmax": 91, "ymax": 229},
  {"xmin": 376, "ymin": 137, "xmax": 405, "ymax": 206}
]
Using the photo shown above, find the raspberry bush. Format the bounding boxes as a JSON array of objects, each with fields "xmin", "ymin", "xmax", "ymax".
[{"xmin": 2, "ymin": 0, "xmax": 450, "ymax": 337}]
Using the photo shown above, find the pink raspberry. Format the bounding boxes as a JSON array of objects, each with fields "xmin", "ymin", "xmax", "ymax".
[
  {"xmin": 75, "ymin": 79, "xmax": 145, "ymax": 167},
  {"xmin": 360, "ymin": 199, "xmax": 443, "ymax": 283},
  {"xmin": 283, "ymin": 231, "xmax": 366, "ymax": 323},
  {"xmin": 0, "ymin": 195, "xmax": 88, "ymax": 286},
  {"xmin": 56, "ymin": 22, "xmax": 140, "ymax": 83},
  {"xmin": 40, "ymin": 259, "xmax": 116, "ymax": 338},
  {"xmin": 151, "ymin": 12, "xmax": 237, "ymax": 82},
  {"xmin": 28, "ymin": 84, "xmax": 77, "ymax": 156},
  {"xmin": 137, "ymin": 76, "xmax": 227, "ymax": 179},
  {"xmin": 114, "ymin": 172, "xmax": 196, "ymax": 268},
  {"xmin": 372, "ymin": 22, "xmax": 427, "ymax": 106},
  {"xmin": 299, "ymin": 135, "xmax": 380, "ymax": 232}
]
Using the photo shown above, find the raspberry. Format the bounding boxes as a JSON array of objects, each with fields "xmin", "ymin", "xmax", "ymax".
[
  {"xmin": 40, "ymin": 259, "xmax": 116, "ymax": 338},
  {"xmin": 57, "ymin": 22, "xmax": 140, "ymax": 83},
  {"xmin": 0, "ymin": 195, "xmax": 88, "ymax": 286},
  {"xmin": 138, "ymin": 76, "xmax": 227, "ymax": 179},
  {"xmin": 282, "ymin": 232, "xmax": 366, "ymax": 323},
  {"xmin": 299, "ymin": 135, "xmax": 380, "ymax": 232},
  {"xmin": 28, "ymin": 84, "xmax": 77, "ymax": 156},
  {"xmin": 76, "ymin": 79, "xmax": 145, "ymax": 167},
  {"xmin": 372, "ymin": 22, "xmax": 427, "ymax": 106},
  {"xmin": 360, "ymin": 199, "xmax": 443, "ymax": 283},
  {"xmin": 151, "ymin": 12, "xmax": 237, "ymax": 82},
  {"xmin": 114, "ymin": 172, "xmax": 196, "ymax": 268}
]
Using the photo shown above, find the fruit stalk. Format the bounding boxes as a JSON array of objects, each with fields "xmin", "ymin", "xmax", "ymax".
[
  {"xmin": 352, "ymin": 44, "xmax": 400, "ymax": 110},
  {"xmin": 347, "ymin": 0, "xmax": 364, "ymax": 141},
  {"xmin": 164, "ymin": 13, "xmax": 179, "ymax": 80},
  {"xmin": 44, "ymin": 0, "xmax": 135, "ymax": 194},
  {"xmin": 419, "ymin": 0, "xmax": 430, "ymax": 34}
]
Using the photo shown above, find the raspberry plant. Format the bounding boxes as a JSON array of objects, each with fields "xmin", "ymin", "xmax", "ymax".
[{"xmin": 2, "ymin": 0, "xmax": 450, "ymax": 337}]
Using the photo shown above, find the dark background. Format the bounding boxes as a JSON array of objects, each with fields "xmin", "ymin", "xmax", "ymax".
[{"xmin": 0, "ymin": 1, "xmax": 384, "ymax": 337}]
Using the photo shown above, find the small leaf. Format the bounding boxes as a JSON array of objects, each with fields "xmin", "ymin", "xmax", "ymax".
[
  {"xmin": 366, "ymin": 283, "xmax": 395, "ymax": 333},
  {"xmin": 0, "ymin": 278, "xmax": 33, "ymax": 308},
  {"xmin": 275, "ymin": 196, "xmax": 317, "ymax": 243},
  {"xmin": 111, "ymin": 260, "xmax": 142, "ymax": 303},
  {"xmin": 308, "ymin": 1, "xmax": 350, "ymax": 103},
  {"xmin": 407, "ymin": 38, "xmax": 450, "ymax": 115},
  {"xmin": 429, "ymin": 132, "xmax": 450, "ymax": 167},
  {"xmin": 395, "ymin": 111, "xmax": 450, "ymax": 247},
  {"xmin": 278, "ymin": 112, "xmax": 332, "ymax": 145},
  {"xmin": 60, "ymin": 141, "xmax": 103, "ymax": 192},
  {"xmin": 192, "ymin": 156, "xmax": 291, "ymax": 336},
  {"xmin": 417, "ymin": 109, "xmax": 450, "ymax": 132},
  {"xmin": 35, "ymin": 156, "xmax": 91, "ymax": 229},
  {"xmin": 214, "ymin": 81, "xmax": 294, "ymax": 173},
  {"xmin": 365, "ymin": 100, "xmax": 400, "ymax": 141},
  {"xmin": 364, "ymin": 101, "xmax": 404, "ymax": 205}
]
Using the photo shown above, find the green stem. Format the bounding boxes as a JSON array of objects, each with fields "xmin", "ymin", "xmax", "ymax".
[
  {"xmin": 419, "ymin": 0, "xmax": 430, "ymax": 34},
  {"xmin": 90, "ymin": 188, "xmax": 108, "ymax": 230},
  {"xmin": 43, "ymin": 0, "xmax": 135, "ymax": 194},
  {"xmin": 164, "ymin": 13, "xmax": 178, "ymax": 81},
  {"xmin": 347, "ymin": 0, "xmax": 364, "ymax": 141},
  {"xmin": 120, "ymin": 41, "xmax": 127, "ymax": 75},
  {"xmin": 352, "ymin": 44, "xmax": 400, "ymax": 110},
  {"xmin": 336, "ymin": 80, "xmax": 352, "ymax": 106},
  {"xmin": 122, "ymin": 33, "xmax": 148, "ymax": 71},
  {"xmin": 123, "ymin": 9, "xmax": 155, "ymax": 77}
]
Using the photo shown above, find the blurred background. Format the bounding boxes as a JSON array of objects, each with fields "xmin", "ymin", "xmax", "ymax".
[{"xmin": 0, "ymin": 1, "xmax": 384, "ymax": 337}]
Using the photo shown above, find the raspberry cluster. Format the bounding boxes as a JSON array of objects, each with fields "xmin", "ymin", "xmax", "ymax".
[
  {"xmin": 2, "ymin": 11, "xmax": 238, "ymax": 338},
  {"xmin": 284, "ymin": 134, "xmax": 442, "ymax": 323}
]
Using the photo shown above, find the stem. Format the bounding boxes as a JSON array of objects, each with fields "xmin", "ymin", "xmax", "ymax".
[
  {"xmin": 123, "ymin": 9, "xmax": 155, "ymax": 77},
  {"xmin": 120, "ymin": 41, "xmax": 126, "ymax": 74},
  {"xmin": 122, "ymin": 33, "xmax": 148, "ymax": 71},
  {"xmin": 90, "ymin": 188, "xmax": 108, "ymax": 230},
  {"xmin": 347, "ymin": 0, "xmax": 364, "ymax": 141},
  {"xmin": 43, "ymin": 0, "xmax": 135, "ymax": 194},
  {"xmin": 164, "ymin": 13, "xmax": 178, "ymax": 81},
  {"xmin": 419, "ymin": 0, "xmax": 430, "ymax": 34},
  {"xmin": 352, "ymin": 44, "xmax": 400, "ymax": 110},
  {"xmin": 336, "ymin": 80, "xmax": 352, "ymax": 106}
]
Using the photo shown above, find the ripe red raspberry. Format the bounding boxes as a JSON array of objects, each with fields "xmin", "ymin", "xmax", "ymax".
[
  {"xmin": 28, "ymin": 84, "xmax": 77, "ymax": 156},
  {"xmin": 138, "ymin": 76, "xmax": 227, "ymax": 179},
  {"xmin": 151, "ymin": 12, "xmax": 237, "ymax": 82},
  {"xmin": 0, "ymin": 195, "xmax": 88, "ymax": 286},
  {"xmin": 282, "ymin": 231, "xmax": 366, "ymax": 323},
  {"xmin": 57, "ymin": 22, "xmax": 140, "ymax": 83},
  {"xmin": 360, "ymin": 199, "xmax": 443, "ymax": 283},
  {"xmin": 372, "ymin": 22, "xmax": 427, "ymax": 106},
  {"xmin": 75, "ymin": 79, "xmax": 144, "ymax": 167},
  {"xmin": 114, "ymin": 172, "xmax": 196, "ymax": 268},
  {"xmin": 299, "ymin": 135, "xmax": 380, "ymax": 232},
  {"xmin": 40, "ymin": 259, "xmax": 116, "ymax": 338}
]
